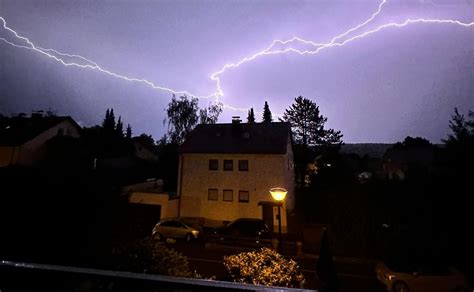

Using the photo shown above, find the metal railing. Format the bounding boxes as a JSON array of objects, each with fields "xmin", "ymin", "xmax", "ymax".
[{"xmin": 0, "ymin": 260, "xmax": 316, "ymax": 292}]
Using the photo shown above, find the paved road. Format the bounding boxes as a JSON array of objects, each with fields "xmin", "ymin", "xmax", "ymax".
[{"xmin": 165, "ymin": 240, "xmax": 386, "ymax": 292}]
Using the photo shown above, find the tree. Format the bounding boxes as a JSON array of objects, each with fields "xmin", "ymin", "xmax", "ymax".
[
  {"xmin": 282, "ymin": 96, "xmax": 343, "ymax": 148},
  {"xmin": 134, "ymin": 133, "xmax": 156, "ymax": 153},
  {"xmin": 109, "ymin": 108, "xmax": 116, "ymax": 130},
  {"xmin": 163, "ymin": 95, "xmax": 199, "ymax": 144},
  {"xmin": 247, "ymin": 108, "xmax": 256, "ymax": 123},
  {"xmin": 102, "ymin": 108, "xmax": 116, "ymax": 134},
  {"xmin": 102, "ymin": 109, "xmax": 110, "ymax": 128},
  {"xmin": 199, "ymin": 102, "xmax": 223, "ymax": 124},
  {"xmin": 262, "ymin": 101, "xmax": 272, "ymax": 123},
  {"xmin": 115, "ymin": 116, "xmax": 124, "ymax": 138},
  {"xmin": 443, "ymin": 107, "xmax": 474, "ymax": 145},
  {"xmin": 125, "ymin": 124, "xmax": 132, "ymax": 140}
]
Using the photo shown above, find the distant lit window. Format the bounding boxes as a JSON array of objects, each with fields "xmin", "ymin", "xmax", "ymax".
[
  {"xmin": 57, "ymin": 128, "xmax": 64, "ymax": 136},
  {"xmin": 238, "ymin": 190, "xmax": 249, "ymax": 203},
  {"xmin": 224, "ymin": 160, "xmax": 233, "ymax": 171},
  {"xmin": 208, "ymin": 189, "xmax": 218, "ymax": 201},
  {"xmin": 209, "ymin": 159, "xmax": 218, "ymax": 170},
  {"xmin": 238, "ymin": 160, "xmax": 249, "ymax": 171},
  {"xmin": 223, "ymin": 189, "xmax": 233, "ymax": 202}
]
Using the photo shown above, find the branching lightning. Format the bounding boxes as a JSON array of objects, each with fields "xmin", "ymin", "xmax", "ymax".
[
  {"xmin": 1, "ymin": 0, "xmax": 473, "ymax": 115},
  {"xmin": 0, "ymin": 17, "xmax": 202, "ymax": 99}
]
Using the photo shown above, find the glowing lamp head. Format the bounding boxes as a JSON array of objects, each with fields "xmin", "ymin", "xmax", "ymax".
[{"xmin": 270, "ymin": 187, "xmax": 287, "ymax": 201}]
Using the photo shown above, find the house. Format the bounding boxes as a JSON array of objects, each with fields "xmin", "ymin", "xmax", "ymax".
[
  {"xmin": 177, "ymin": 118, "xmax": 295, "ymax": 232},
  {"xmin": 132, "ymin": 136, "xmax": 159, "ymax": 162},
  {"xmin": 0, "ymin": 114, "xmax": 81, "ymax": 167},
  {"xmin": 122, "ymin": 179, "xmax": 179, "ymax": 236},
  {"xmin": 382, "ymin": 137, "xmax": 435, "ymax": 180}
]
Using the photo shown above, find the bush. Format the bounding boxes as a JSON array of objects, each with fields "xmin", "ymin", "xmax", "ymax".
[
  {"xmin": 223, "ymin": 248, "xmax": 305, "ymax": 288},
  {"xmin": 112, "ymin": 238, "xmax": 192, "ymax": 278}
]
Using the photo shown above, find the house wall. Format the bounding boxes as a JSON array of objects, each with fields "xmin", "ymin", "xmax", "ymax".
[
  {"xmin": 128, "ymin": 192, "xmax": 178, "ymax": 219},
  {"xmin": 133, "ymin": 142, "xmax": 158, "ymax": 162},
  {"xmin": 178, "ymin": 152, "xmax": 294, "ymax": 232}
]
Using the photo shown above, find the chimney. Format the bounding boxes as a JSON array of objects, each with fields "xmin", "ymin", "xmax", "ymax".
[{"xmin": 232, "ymin": 116, "xmax": 242, "ymax": 136}]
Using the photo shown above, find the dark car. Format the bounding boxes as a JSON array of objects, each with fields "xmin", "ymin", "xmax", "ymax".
[{"xmin": 210, "ymin": 218, "xmax": 271, "ymax": 246}]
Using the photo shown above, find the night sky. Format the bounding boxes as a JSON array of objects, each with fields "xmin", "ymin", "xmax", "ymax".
[{"xmin": 1, "ymin": 0, "xmax": 473, "ymax": 143}]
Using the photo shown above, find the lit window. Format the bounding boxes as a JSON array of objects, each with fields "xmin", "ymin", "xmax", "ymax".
[
  {"xmin": 238, "ymin": 190, "xmax": 249, "ymax": 203},
  {"xmin": 224, "ymin": 160, "xmax": 233, "ymax": 171},
  {"xmin": 208, "ymin": 189, "xmax": 218, "ymax": 201},
  {"xmin": 209, "ymin": 159, "xmax": 218, "ymax": 170},
  {"xmin": 223, "ymin": 189, "xmax": 233, "ymax": 202},
  {"xmin": 238, "ymin": 160, "xmax": 249, "ymax": 171}
]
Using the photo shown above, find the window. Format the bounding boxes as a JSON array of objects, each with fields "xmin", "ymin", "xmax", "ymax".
[
  {"xmin": 209, "ymin": 159, "xmax": 218, "ymax": 170},
  {"xmin": 160, "ymin": 220, "xmax": 184, "ymax": 228},
  {"xmin": 238, "ymin": 160, "xmax": 249, "ymax": 171},
  {"xmin": 223, "ymin": 189, "xmax": 233, "ymax": 202},
  {"xmin": 238, "ymin": 190, "xmax": 249, "ymax": 203},
  {"xmin": 224, "ymin": 159, "xmax": 233, "ymax": 171},
  {"xmin": 57, "ymin": 128, "xmax": 64, "ymax": 136},
  {"xmin": 208, "ymin": 189, "xmax": 218, "ymax": 201}
]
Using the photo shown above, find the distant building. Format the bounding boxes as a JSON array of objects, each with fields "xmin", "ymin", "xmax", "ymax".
[
  {"xmin": 383, "ymin": 138, "xmax": 435, "ymax": 180},
  {"xmin": 0, "ymin": 114, "xmax": 81, "ymax": 167},
  {"xmin": 132, "ymin": 137, "xmax": 159, "ymax": 162},
  {"xmin": 178, "ymin": 118, "xmax": 295, "ymax": 232}
]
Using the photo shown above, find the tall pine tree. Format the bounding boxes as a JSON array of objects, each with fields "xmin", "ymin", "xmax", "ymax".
[
  {"xmin": 126, "ymin": 124, "xmax": 132, "ymax": 140},
  {"xmin": 262, "ymin": 101, "xmax": 272, "ymax": 123},
  {"xmin": 115, "ymin": 116, "xmax": 124, "ymax": 138},
  {"xmin": 247, "ymin": 108, "xmax": 255, "ymax": 123},
  {"xmin": 282, "ymin": 96, "xmax": 342, "ymax": 148}
]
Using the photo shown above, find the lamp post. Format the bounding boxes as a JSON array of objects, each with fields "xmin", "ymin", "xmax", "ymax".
[{"xmin": 269, "ymin": 187, "xmax": 287, "ymax": 253}]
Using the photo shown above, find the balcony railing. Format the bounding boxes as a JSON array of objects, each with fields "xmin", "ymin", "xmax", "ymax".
[{"xmin": 1, "ymin": 260, "xmax": 316, "ymax": 291}]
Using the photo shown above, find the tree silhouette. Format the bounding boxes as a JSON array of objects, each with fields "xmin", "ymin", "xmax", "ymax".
[
  {"xmin": 247, "ymin": 108, "xmax": 255, "ymax": 123},
  {"xmin": 116, "ymin": 116, "xmax": 124, "ymax": 138},
  {"xmin": 443, "ymin": 107, "xmax": 474, "ymax": 145},
  {"xmin": 102, "ymin": 108, "xmax": 117, "ymax": 134},
  {"xmin": 126, "ymin": 124, "xmax": 132, "ymax": 140},
  {"xmin": 282, "ymin": 96, "xmax": 343, "ymax": 148},
  {"xmin": 164, "ymin": 95, "xmax": 199, "ymax": 144},
  {"xmin": 102, "ymin": 109, "xmax": 110, "ymax": 128},
  {"xmin": 199, "ymin": 102, "xmax": 223, "ymax": 124},
  {"xmin": 262, "ymin": 101, "xmax": 272, "ymax": 123}
]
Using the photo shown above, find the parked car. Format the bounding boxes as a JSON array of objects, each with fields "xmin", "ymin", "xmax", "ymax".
[
  {"xmin": 375, "ymin": 260, "xmax": 469, "ymax": 292},
  {"xmin": 210, "ymin": 218, "xmax": 271, "ymax": 246},
  {"xmin": 151, "ymin": 219, "xmax": 201, "ymax": 242}
]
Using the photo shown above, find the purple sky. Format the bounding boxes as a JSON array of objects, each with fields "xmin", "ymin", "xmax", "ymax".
[{"xmin": 1, "ymin": 0, "xmax": 473, "ymax": 143}]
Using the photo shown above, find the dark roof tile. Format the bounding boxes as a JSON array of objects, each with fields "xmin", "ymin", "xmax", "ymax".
[{"xmin": 179, "ymin": 122, "xmax": 291, "ymax": 154}]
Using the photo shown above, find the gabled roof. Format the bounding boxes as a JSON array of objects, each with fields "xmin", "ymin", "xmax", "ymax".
[
  {"xmin": 179, "ymin": 122, "xmax": 291, "ymax": 154},
  {"xmin": 0, "ymin": 116, "xmax": 81, "ymax": 146}
]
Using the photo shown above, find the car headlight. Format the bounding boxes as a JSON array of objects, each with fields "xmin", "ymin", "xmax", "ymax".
[{"xmin": 192, "ymin": 230, "xmax": 199, "ymax": 237}]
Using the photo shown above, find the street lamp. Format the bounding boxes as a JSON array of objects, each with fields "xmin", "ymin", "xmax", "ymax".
[{"xmin": 269, "ymin": 187, "xmax": 287, "ymax": 253}]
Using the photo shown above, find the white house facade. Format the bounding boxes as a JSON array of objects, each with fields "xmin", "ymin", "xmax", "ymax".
[{"xmin": 177, "ymin": 119, "xmax": 295, "ymax": 232}]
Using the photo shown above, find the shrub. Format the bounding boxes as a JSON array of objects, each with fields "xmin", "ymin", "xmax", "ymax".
[
  {"xmin": 112, "ymin": 238, "xmax": 192, "ymax": 277},
  {"xmin": 223, "ymin": 248, "xmax": 305, "ymax": 288}
]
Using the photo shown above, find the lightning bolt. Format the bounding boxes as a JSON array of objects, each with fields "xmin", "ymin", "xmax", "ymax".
[
  {"xmin": 0, "ymin": 16, "xmax": 207, "ymax": 100},
  {"xmin": 1, "ymin": 0, "xmax": 473, "ymax": 116}
]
